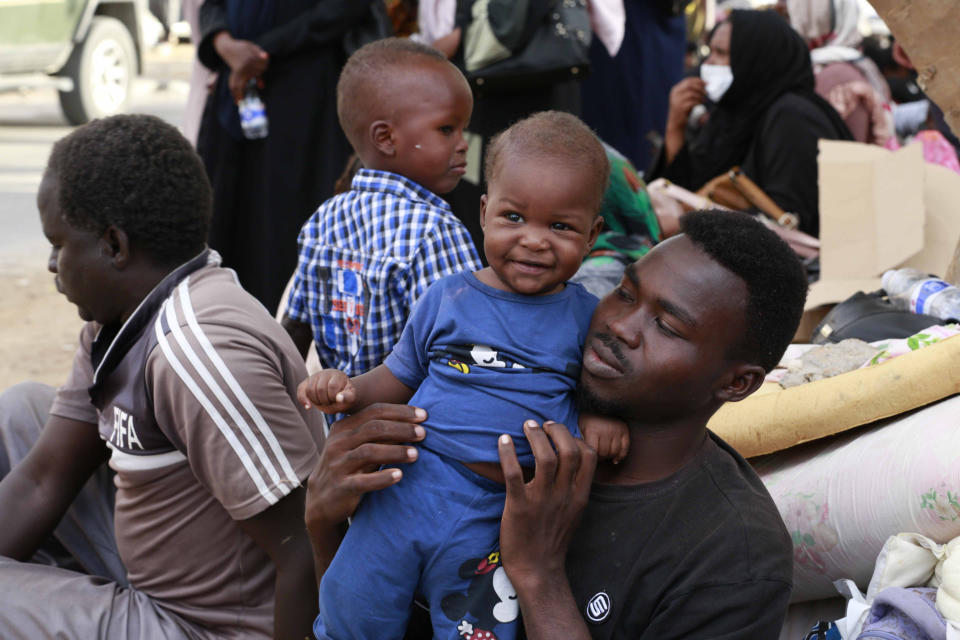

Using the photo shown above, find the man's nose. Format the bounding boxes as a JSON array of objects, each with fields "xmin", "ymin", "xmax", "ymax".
[{"xmin": 606, "ymin": 311, "xmax": 642, "ymax": 350}]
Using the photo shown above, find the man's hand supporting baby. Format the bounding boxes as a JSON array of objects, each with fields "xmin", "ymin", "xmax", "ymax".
[
  {"xmin": 498, "ymin": 421, "xmax": 596, "ymax": 640},
  {"xmin": 299, "ymin": 367, "xmax": 630, "ymax": 465},
  {"xmin": 304, "ymin": 410, "xmax": 599, "ymax": 638},
  {"xmin": 304, "ymin": 403, "xmax": 426, "ymax": 584}
]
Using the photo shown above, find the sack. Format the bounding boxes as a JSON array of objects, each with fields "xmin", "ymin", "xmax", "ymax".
[
  {"xmin": 343, "ymin": 1, "xmax": 395, "ymax": 57},
  {"xmin": 855, "ymin": 587, "xmax": 945, "ymax": 640},
  {"xmin": 812, "ymin": 290, "xmax": 945, "ymax": 344},
  {"xmin": 696, "ymin": 166, "xmax": 800, "ymax": 229},
  {"xmin": 464, "ymin": 0, "xmax": 591, "ymax": 91}
]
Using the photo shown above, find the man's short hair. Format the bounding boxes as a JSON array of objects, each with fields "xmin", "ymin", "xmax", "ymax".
[
  {"xmin": 680, "ymin": 210, "xmax": 807, "ymax": 372},
  {"xmin": 46, "ymin": 114, "xmax": 211, "ymax": 266},
  {"xmin": 484, "ymin": 111, "xmax": 610, "ymax": 212},
  {"xmin": 337, "ymin": 37, "xmax": 452, "ymax": 149}
]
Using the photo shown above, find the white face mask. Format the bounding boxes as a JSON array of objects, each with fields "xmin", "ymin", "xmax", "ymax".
[{"xmin": 700, "ymin": 64, "xmax": 734, "ymax": 103}]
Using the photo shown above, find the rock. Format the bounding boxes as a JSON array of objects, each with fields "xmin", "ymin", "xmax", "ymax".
[{"xmin": 779, "ymin": 339, "xmax": 880, "ymax": 389}]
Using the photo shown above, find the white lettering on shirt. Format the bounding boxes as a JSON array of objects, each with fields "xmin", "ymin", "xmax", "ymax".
[{"xmin": 111, "ymin": 407, "xmax": 144, "ymax": 450}]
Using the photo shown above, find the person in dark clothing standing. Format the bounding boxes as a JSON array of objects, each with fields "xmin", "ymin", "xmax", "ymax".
[
  {"xmin": 580, "ymin": 0, "xmax": 687, "ymax": 172},
  {"xmin": 196, "ymin": 0, "xmax": 373, "ymax": 313},
  {"xmin": 652, "ymin": 10, "xmax": 852, "ymax": 237}
]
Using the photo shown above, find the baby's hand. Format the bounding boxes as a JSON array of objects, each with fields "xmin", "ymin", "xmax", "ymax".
[
  {"xmin": 297, "ymin": 370, "xmax": 357, "ymax": 414},
  {"xmin": 580, "ymin": 414, "xmax": 630, "ymax": 464}
]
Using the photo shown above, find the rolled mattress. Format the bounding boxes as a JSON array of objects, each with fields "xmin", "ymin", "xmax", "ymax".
[
  {"xmin": 707, "ymin": 334, "xmax": 960, "ymax": 458},
  {"xmin": 753, "ymin": 394, "xmax": 960, "ymax": 602}
]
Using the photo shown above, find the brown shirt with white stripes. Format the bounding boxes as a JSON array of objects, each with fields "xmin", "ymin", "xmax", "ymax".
[{"xmin": 50, "ymin": 255, "xmax": 324, "ymax": 638}]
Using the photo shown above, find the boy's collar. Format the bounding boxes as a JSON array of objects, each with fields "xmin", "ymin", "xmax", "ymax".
[{"xmin": 350, "ymin": 169, "xmax": 452, "ymax": 211}]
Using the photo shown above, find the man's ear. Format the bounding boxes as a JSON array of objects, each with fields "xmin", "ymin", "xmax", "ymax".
[
  {"xmin": 99, "ymin": 225, "xmax": 132, "ymax": 269},
  {"xmin": 370, "ymin": 120, "xmax": 396, "ymax": 157},
  {"xmin": 479, "ymin": 194, "xmax": 488, "ymax": 229},
  {"xmin": 714, "ymin": 363, "xmax": 766, "ymax": 404}
]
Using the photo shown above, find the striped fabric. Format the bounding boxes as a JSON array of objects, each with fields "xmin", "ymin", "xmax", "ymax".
[
  {"xmin": 286, "ymin": 169, "xmax": 481, "ymax": 377},
  {"xmin": 155, "ymin": 279, "xmax": 301, "ymax": 505}
]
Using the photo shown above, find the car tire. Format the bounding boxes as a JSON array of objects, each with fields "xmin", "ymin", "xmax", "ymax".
[{"xmin": 58, "ymin": 16, "xmax": 136, "ymax": 125}]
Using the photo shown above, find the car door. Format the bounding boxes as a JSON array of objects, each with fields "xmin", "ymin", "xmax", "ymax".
[{"xmin": 0, "ymin": 0, "xmax": 84, "ymax": 74}]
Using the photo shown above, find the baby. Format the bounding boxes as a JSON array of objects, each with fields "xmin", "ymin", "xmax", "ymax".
[{"xmin": 305, "ymin": 111, "xmax": 628, "ymax": 640}]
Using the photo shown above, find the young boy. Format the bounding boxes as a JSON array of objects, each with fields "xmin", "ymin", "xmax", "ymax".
[
  {"xmin": 303, "ymin": 111, "xmax": 629, "ymax": 640},
  {"xmin": 282, "ymin": 38, "xmax": 482, "ymax": 377}
]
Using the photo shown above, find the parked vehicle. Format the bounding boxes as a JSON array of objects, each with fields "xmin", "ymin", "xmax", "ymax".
[{"xmin": 0, "ymin": 0, "xmax": 163, "ymax": 124}]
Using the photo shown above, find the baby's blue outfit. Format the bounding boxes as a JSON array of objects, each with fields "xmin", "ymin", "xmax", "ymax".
[{"xmin": 315, "ymin": 272, "xmax": 597, "ymax": 640}]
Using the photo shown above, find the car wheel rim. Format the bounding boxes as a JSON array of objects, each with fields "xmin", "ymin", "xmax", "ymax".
[{"xmin": 90, "ymin": 39, "xmax": 128, "ymax": 115}]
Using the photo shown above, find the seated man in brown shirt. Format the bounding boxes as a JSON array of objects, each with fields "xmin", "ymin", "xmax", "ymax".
[{"xmin": 0, "ymin": 114, "xmax": 325, "ymax": 639}]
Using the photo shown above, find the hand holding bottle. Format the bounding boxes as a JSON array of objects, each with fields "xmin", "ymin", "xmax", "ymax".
[
  {"xmin": 238, "ymin": 79, "xmax": 268, "ymax": 139},
  {"xmin": 213, "ymin": 31, "xmax": 269, "ymax": 103}
]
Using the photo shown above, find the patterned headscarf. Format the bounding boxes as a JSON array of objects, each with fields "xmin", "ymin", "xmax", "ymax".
[
  {"xmin": 787, "ymin": 0, "xmax": 892, "ymax": 121},
  {"xmin": 787, "ymin": 0, "xmax": 862, "ymax": 52}
]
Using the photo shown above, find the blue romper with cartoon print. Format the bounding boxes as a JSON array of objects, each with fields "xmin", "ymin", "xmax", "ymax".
[{"xmin": 315, "ymin": 272, "xmax": 597, "ymax": 640}]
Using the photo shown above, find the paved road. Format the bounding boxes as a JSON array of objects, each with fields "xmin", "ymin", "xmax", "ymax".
[{"xmin": 0, "ymin": 44, "xmax": 193, "ymax": 258}]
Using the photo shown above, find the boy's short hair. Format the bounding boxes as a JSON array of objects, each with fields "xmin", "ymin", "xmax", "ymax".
[
  {"xmin": 680, "ymin": 210, "xmax": 808, "ymax": 372},
  {"xmin": 337, "ymin": 37, "xmax": 453, "ymax": 149},
  {"xmin": 46, "ymin": 114, "xmax": 211, "ymax": 267},
  {"xmin": 484, "ymin": 111, "xmax": 610, "ymax": 212}
]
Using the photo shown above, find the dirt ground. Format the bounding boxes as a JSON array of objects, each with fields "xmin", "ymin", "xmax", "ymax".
[
  {"xmin": 0, "ymin": 250, "xmax": 84, "ymax": 390},
  {"xmin": 0, "ymin": 45, "xmax": 198, "ymax": 393}
]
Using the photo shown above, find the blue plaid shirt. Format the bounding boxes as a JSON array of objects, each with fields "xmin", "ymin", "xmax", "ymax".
[{"xmin": 286, "ymin": 169, "xmax": 482, "ymax": 376}]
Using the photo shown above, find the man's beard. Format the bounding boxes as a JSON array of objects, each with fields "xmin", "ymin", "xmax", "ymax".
[
  {"xmin": 575, "ymin": 380, "xmax": 629, "ymax": 419},
  {"xmin": 576, "ymin": 332, "xmax": 633, "ymax": 418}
]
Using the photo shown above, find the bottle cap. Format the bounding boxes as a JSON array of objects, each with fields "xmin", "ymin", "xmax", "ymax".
[{"xmin": 881, "ymin": 269, "xmax": 896, "ymax": 292}]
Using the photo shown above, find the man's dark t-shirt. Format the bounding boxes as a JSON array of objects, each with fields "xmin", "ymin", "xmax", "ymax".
[{"xmin": 564, "ymin": 432, "xmax": 792, "ymax": 639}]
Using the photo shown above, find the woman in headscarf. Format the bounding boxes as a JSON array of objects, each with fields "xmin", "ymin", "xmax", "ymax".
[
  {"xmin": 652, "ymin": 9, "xmax": 852, "ymax": 237},
  {"xmin": 788, "ymin": 0, "xmax": 894, "ymax": 146}
]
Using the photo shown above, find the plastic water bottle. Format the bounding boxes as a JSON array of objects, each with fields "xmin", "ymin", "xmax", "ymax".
[
  {"xmin": 881, "ymin": 268, "xmax": 960, "ymax": 320},
  {"xmin": 238, "ymin": 79, "xmax": 268, "ymax": 140}
]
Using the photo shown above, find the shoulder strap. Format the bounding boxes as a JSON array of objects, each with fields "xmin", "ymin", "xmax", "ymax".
[{"xmin": 728, "ymin": 167, "xmax": 799, "ymax": 229}]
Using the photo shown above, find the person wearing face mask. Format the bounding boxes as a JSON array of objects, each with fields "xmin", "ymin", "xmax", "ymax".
[{"xmin": 652, "ymin": 9, "xmax": 853, "ymax": 237}]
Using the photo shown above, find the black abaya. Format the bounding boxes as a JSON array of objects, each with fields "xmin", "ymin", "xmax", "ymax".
[
  {"xmin": 655, "ymin": 10, "xmax": 852, "ymax": 237},
  {"xmin": 196, "ymin": 0, "xmax": 371, "ymax": 313}
]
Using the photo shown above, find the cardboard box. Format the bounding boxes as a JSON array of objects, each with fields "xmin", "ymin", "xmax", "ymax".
[
  {"xmin": 902, "ymin": 163, "xmax": 960, "ymax": 276},
  {"xmin": 807, "ymin": 141, "xmax": 960, "ymax": 309}
]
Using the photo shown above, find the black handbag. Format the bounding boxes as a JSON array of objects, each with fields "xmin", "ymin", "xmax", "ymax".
[
  {"xmin": 653, "ymin": 0, "xmax": 695, "ymax": 17},
  {"xmin": 812, "ymin": 290, "xmax": 946, "ymax": 345},
  {"xmin": 465, "ymin": 0, "xmax": 591, "ymax": 92}
]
